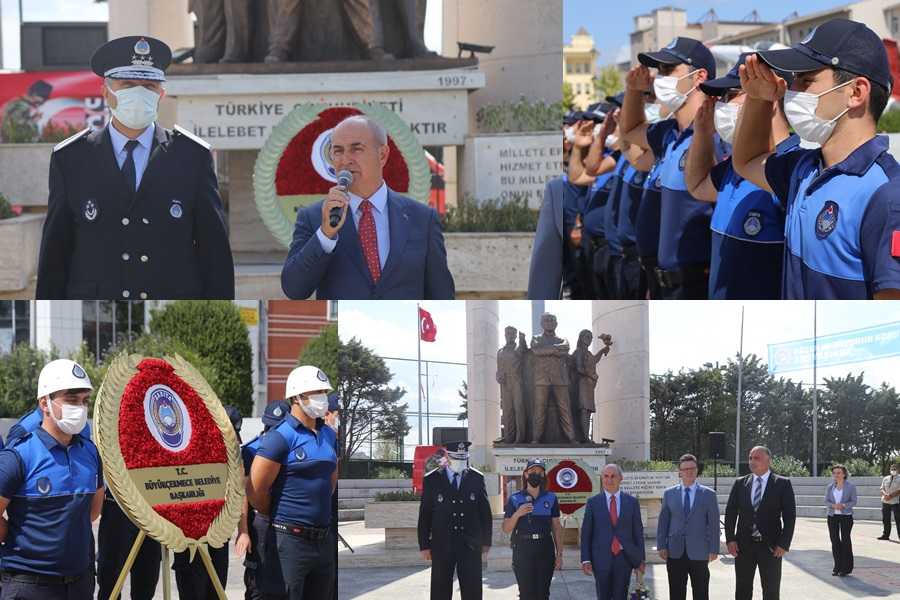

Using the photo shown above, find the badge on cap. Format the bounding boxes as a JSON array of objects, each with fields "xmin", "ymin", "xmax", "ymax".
[
  {"xmin": 666, "ymin": 38, "xmax": 678, "ymax": 49},
  {"xmin": 317, "ymin": 370, "xmax": 328, "ymax": 382},
  {"xmin": 73, "ymin": 364, "xmax": 87, "ymax": 379},
  {"xmin": 743, "ymin": 211, "xmax": 763, "ymax": 237},
  {"xmin": 815, "ymin": 201, "xmax": 839, "ymax": 239},
  {"xmin": 170, "ymin": 200, "xmax": 183, "ymax": 219},
  {"xmin": 133, "ymin": 38, "xmax": 154, "ymax": 66},
  {"xmin": 274, "ymin": 406, "xmax": 283, "ymax": 417},
  {"xmin": 37, "ymin": 477, "xmax": 52, "ymax": 495},
  {"xmin": 801, "ymin": 28, "xmax": 816, "ymax": 45},
  {"xmin": 83, "ymin": 198, "xmax": 99, "ymax": 222}
]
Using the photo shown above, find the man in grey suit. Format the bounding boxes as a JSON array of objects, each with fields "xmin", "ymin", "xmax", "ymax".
[
  {"xmin": 657, "ymin": 454, "xmax": 720, "ymax": 600},
  {"xmin": 527, "ymin": 176, "xmax": 563, "ymax": 299}
]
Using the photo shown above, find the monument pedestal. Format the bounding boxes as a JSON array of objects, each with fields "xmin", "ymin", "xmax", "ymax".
[{"xmin": 493, "ymin": 445, "xmax": 612, "ymax": 479}]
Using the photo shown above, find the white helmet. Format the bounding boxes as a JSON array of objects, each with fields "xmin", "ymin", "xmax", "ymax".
[
  {"xmin": 285, "ymin": 366, "xmax": 333, "ymax": 399},
  {"xmin": 38, "ymin": 359, "xmax": 93, "ymax": 400}
]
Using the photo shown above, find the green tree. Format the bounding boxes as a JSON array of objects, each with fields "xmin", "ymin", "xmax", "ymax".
[
  {"xmin": 337, "ymin": 337, "xmax": 410, "ymax": 476},
  {"xmin": 593, "ymin": 64, "xmax": 623, "ymax": 99},
  {"xmin": 149, "ymin": 301, "xmax": 253, "ymax": 417},
  {"xmin": 457, "ymin": 380, "xmax": 468, "ymax": 421},
  {"xmin": 563, "ymin": 81, "xmax": 575, "ymax": 111},
  {"xmin": 297, "ymin": 323, "xmax": 338, "ymax": 389},
  {"xmin": 0, "ymin": 344, "xmax": 56, "ymax": 418}
]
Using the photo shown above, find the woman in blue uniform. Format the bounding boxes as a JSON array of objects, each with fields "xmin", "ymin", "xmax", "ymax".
[{"xmin": 502, "ymin": 458, "xmax": 562, "ymax": 600}]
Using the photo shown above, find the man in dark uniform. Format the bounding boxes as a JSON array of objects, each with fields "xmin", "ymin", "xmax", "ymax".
[
  {"xmin": 418, "ymin": 441, "xmax": 492, "ymax": 600},
  {"xmin": 247, "ymin": 366, "xmax": 338, "ymax": 600},
  {"xmin": 0, "ymin": 358, "xmax": 105, "ymax": 600},
  {"xmin": 238, "ymin": 400, "xmax": 290, "ymax": 600},
  {"xmin": 0, "ymin": 79, "xmax": 51, "ymax": 143},
  {"xmin": 36, "ymin": 35, "xmax": 234, "ymax": 300}
]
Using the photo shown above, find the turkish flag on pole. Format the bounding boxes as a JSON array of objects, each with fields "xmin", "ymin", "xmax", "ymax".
[{"xmin": 419, "ymin": 307, "xmax": 437, "ymax": 342}]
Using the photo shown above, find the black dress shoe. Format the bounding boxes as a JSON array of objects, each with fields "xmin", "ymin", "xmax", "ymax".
[
  {"xmin": 878, "ymin": 535, "xmax": 890, "ymax": 540},
  {"xmin": 832, "ymin": 571, "xmax": 838, "ymax": 576},
  {"xmin": 838, "ymin": 572, "xmax": 847, "ymax": 577}
]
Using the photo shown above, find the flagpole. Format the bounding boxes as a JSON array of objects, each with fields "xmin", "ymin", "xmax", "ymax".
[
  {"xmin": 426, "ymin": 361, "xmax": 431, "ymax": 445},
  {"xmin": 812, "ymin": 300, "xmax": 818, "ymax": 475},
  {"xmin": 417, "ymin": 303, "xmax": 423, "ymax": 447}
]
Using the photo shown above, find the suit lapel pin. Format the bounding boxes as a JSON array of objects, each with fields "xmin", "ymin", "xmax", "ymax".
[
  {"xmin": 82, "ymin": 199, "xmax": 99, "ymax": 222},
  {"xmin": 437, "ymin": 494, "xmax": 443, "ymax": 503}
]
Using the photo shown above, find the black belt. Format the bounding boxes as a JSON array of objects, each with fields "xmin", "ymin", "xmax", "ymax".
[
  {"xmin": 621, "ymin": 244, "xmax": 638, "ymax": 259},
  {"xmin": 655, "ymin": 263, "xmax": 711, "ymax": 288},
  {"xmin": 518, "ymin": 533, "xmax": 552, "ymax": 540},
  {"xmin": 639, "ymin": 255, "xmax": 658, "ymax": 272},
  {"xmin": 590, "ymin": 236, "xmax": 608, "ymax": 250},
  {"xmin": 271, "ymin": 520, "xmax": 330, "ymax": 541},
  {"xmin": 1, "ymin": 568, "xmax": 89, "ymax": 585}
]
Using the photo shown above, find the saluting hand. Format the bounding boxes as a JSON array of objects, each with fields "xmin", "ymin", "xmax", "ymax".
[
  {"xmin": 694, "ymin": 95, "xmax": 717, "ymax": 138},
  {"xmin": 573, "ymin": 120, "xmax": 595, "ymax": 149},
  {"xmin": 320, "ymin": 183, "xmax": 350, "ymax": 239},
  {"xmin": 739, "ymin": 55, "xmax": 787, "ymax": 102},
  {"xmin": 626, "ymin": 65, "xmax": 654, "ymax": 92}
]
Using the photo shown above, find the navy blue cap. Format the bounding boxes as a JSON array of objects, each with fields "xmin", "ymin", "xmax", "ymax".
[
  {"xmin": 91, "ymin": 36, "xmax": 171, "ymax": 81},
  {"xmin": 262, "ymin": 400, "xmax": 290, "ymax": 426},
  {"xmin": 525, "ymin": 458, "xmax": 546, "ymax": 470},
  {"xmin": 758, "ymin": 18, "xmax": 892, "ymax": 92},
  {"xmin": 581, "ymin": 103, "xmax": 606, "ymax": 122},
  {"xmin": 564, "ymin": 110, "xmax": 584, "ymax": 124},
  {"xmin": 638, "ymin": 37, "xmax": 716, "ymax": 79},
  {"xmin": 700, "ymin": 52, "xmax": 794, "ymax": 96},
  {"xmin": 327, "ymin": 392, "xmax": 339, "ymax": 413},
  {"xmin": 605, "ymin": 90, "xmax": 626, "ymax": 107},
  {"xmin": 223, "ymin": 405, "xmax": 243, "ymax": 444},
  {"xmin": 444, "ymin": 441, "xmax": 471, "ymax": 458}
]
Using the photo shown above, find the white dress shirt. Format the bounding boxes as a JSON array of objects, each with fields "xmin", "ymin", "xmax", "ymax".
[
  {"xmin": 108, "ymin": 121, "xmax": 155, "ymax": 190},
  {"xmin": 316, "ymin": 180, "xmax": 390, "ymax": 269}
]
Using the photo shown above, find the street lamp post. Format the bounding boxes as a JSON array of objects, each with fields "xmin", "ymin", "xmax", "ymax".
[{"xmin": 735, "ymin": 306, "xmax": 744, "ymax": 474}]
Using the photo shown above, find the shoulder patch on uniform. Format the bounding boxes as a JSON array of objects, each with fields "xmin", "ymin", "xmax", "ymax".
[
  {"xmin": 53, "ymin": 127, "xmax": 91, "ymax": 152},
  {"xmin": 172, "ymin": 124, "xmax": 211, "ymax": 150},
  {"xmin": 468, "ymin": 467, "xmax": 484, "ymax": 476}
]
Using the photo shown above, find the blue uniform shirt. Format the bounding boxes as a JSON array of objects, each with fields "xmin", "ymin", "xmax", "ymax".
[
  {"xmin": 6, "ymin": 406, "xmax": 92, "ymax": 444},
  {"xmin": 0, "ymin": 427, "xmax": 102, "ymax": 575},
  {"xmin": 708, "ymin": 134, "xmax": 801, "ymax": 299},
  {"xmin": 504, "ymin": 488, "xmax": 560, "ymax": 536},
  {"xmin": 617, "ymin": 163, "xmax": 649, "ymax": 247},
  {"xmin": 765, "ymin": 135, "xmax": 900, "ymax": 298},
  {"xmin": 636, "ymin": 156, "xmax": 664, "ymax": 258},
  {"xmin": 604, "ymin": 156, "xmax": 630, "ymax": 256},
  {"xmin": 582, "ymin": 171, "xmax": 615, "ymax": 238},
  {"xmin": 563, "ymin": 173, "xmax": 589, "ymax": 227},
  {"xmin": 242, "ymin": 434, "xmax": 263, "ymax": 477},
  {"xmin": 647, "ymin": 120, "xmax": 729, "ymax": 270},
  {"xmin": 256, "ymin": 413, "xmax": 336, "ymax": 528}
]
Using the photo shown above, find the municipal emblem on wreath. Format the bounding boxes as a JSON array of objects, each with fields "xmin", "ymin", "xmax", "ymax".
[
  {"xmin": 743, "ymin": 211, "xmax": 763, "ymax": 237},
  {"xmin": 437, "ymin": 494, "xmax": 443, "ymax": 503},
  {"xmin": 37, "ymin": 477, "xmax": 52, "ymax": 495},
  {"xmin": 634, "ymin": 172, "xmax": 644, "ymax": 185},
  {"xmin": 815, "ymin": 201, "xmax": 839, "ymax": 238},
  {"xmin": 470, "ymin": 493, "xmax": 475, "ymax": 501},
  {"xmin": 170, "ymin": 201, "xmax": 183, "ymax": 219},
  {"xmin": 556, "ymin": 467, "xmax": 578, "ymax": 489},
  {"xmin": 83, "ymin": 198, "xmax": 99, "ymax": 222},
  {"xmin": 146, "ymin": 384, "xmax": 190, "ymax": 452},
  {"xmin": 678, "ymin": 152, "xmax": 687, "ymax": 171}
]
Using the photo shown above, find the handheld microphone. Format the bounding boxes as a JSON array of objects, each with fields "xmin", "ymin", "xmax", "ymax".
[
  {"xmin": 524, "ymin": 494, "xmax": 533, "ymax": 524},
  {"xmin": 329, "ymin": 170, "xmax": 353, "ymax": 228}
]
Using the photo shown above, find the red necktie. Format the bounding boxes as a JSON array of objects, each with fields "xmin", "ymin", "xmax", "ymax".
[
  {"xmin": 610, "ymin": 495, "xmax": 621, "ymax": 555},
  {"xmin": 358, "ymin": 200, "xmax": 381, "ymax": 284}
]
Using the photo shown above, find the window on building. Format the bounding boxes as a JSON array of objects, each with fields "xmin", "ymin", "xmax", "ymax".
[
  {"xmin": 328, "ymin": 300, "xmax": 338, "ymax": 321},
  {"xmin": 894, "ymin": 16, "xmax": 898, "ymax": 34},
  {"xmin": 0, "ymin": 301, "xmax": 30, "ymax": 355},
  {"xmin": 567, "ymin": 62, "xmax": 572, "ymax": 74},
  {"xmin": 575, "ymin": 62, "xmax": 582, "ymax": 73},
  {"xmin": 576, "ymin": 83, "xmax": 582, "ymax": 94},
  {"xmin": 82, "ymin": 301, "xmax": 145, "ymax": 359},
  {"xmin": 584, "ymin": 62, "xmax": 590, "ymax": 74}
]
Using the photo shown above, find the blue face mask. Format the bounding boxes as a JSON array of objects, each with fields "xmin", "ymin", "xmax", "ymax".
[{"xmin": 107, "ymin": 84, "xmax": 161, "ymax": 130}]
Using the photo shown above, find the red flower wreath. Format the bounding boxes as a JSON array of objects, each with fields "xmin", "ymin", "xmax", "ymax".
[
  {"xmin": 119, "ymin": 358, "xmax": 227, "ymax": 540},
  {"xmin": 275, "ymin": 106, "xmax": 410, "ymax": 195}
]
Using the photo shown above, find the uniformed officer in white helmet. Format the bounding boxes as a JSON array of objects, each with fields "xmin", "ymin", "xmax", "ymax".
[
  {"xmin": 246, "ymin": 366, "xmax": 337, "ymax": 599},
  {"xmin": 0, "ymin": 359, "xmax": 105, "ymax": 599}
]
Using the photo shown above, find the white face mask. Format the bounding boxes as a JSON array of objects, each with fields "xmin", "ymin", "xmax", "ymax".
[
  {"xmin": 447, "ymin": 457, "xmax": 468, "ymax": 473},
  {"xmin": 654, "ymin": 71, "xmax": 696, "ymax": 112},
  {"xmin": 604, "ymin": 134, "xmax": 618, "ymax": 149},
  {"xmin": 783, "ymin": 80, "xmax": 852, "ymax": 145},
  {"xmin": 713, "ymin": 102, "xmax": 741, "ymax": 144},
  {"xmin": 644, "ymin": 103, "xmax": 662, "ymax": 123},
  {"xmin": 564, "ymin": 126, "xmax": 575, "ymax": 143},
  {"xmin": 892, "ymin": 470, "xmax": 898, "ymax": 476},
  {"xmin": 107, "ymin": 84, "xmax": 161, "ymax": 130},
  {"xmin": 299, "ymin": 393, "xmax": 329, "ymax": 419},
  {"xmin": 49, "ymin": 400, "xmax": 88, "ymax": 435}
]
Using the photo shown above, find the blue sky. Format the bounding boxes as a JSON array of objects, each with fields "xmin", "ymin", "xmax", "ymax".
[{"xmin": 564, "ymin": 0, "xmax": 851, "ymax": 66}]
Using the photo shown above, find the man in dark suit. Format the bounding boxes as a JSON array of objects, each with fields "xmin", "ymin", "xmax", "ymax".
[
  {"xmin": 725, "ymin": 446, "xmax": 796, "ymax": 600},
  {"xmin": 281, "ymin": 115, "xmax": 455, "ymax": 300},
  {"xmin": 417, "ymin": 441, "xmax": 491, "ymax": 600},
  {"xmin": 36, "ymin": 35, "xmax": 234, "ymax": 300},
  {"xmin": 527, "ymin": 176, "xmax": 564, "ymax": 299},
  {"xmin": 657, "ymin": 454, "xmax": 720, "ymax": 600},
  {"xmin": 581, "ymin": 464, "xmax": 645, "ymax": 600}
]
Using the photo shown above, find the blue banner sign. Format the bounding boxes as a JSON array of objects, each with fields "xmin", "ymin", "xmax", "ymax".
[{"xmin": 768, "ymin": 321, "xmax": 900, "ymax": 374}]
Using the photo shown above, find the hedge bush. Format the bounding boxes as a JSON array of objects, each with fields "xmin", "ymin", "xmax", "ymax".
[
  {"xmin": 149, "ymin": 301, "xmax": 253, "ymax": 417},
  {"xmin": 0, "ymin": 344, "xmax": 56, "ymax": 418},
  {"xmin": 770, "ymin": 455, "xmax": 810, "ymax": 477},
  {"xmin": 374, "ymin": 490, "xmax": 422, "ymax": 502}
]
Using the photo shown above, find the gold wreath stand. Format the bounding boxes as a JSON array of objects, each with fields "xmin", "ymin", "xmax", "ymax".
[{"xmin": 95, "ymin": 352, "xmax": 245, "ymax": 600}]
